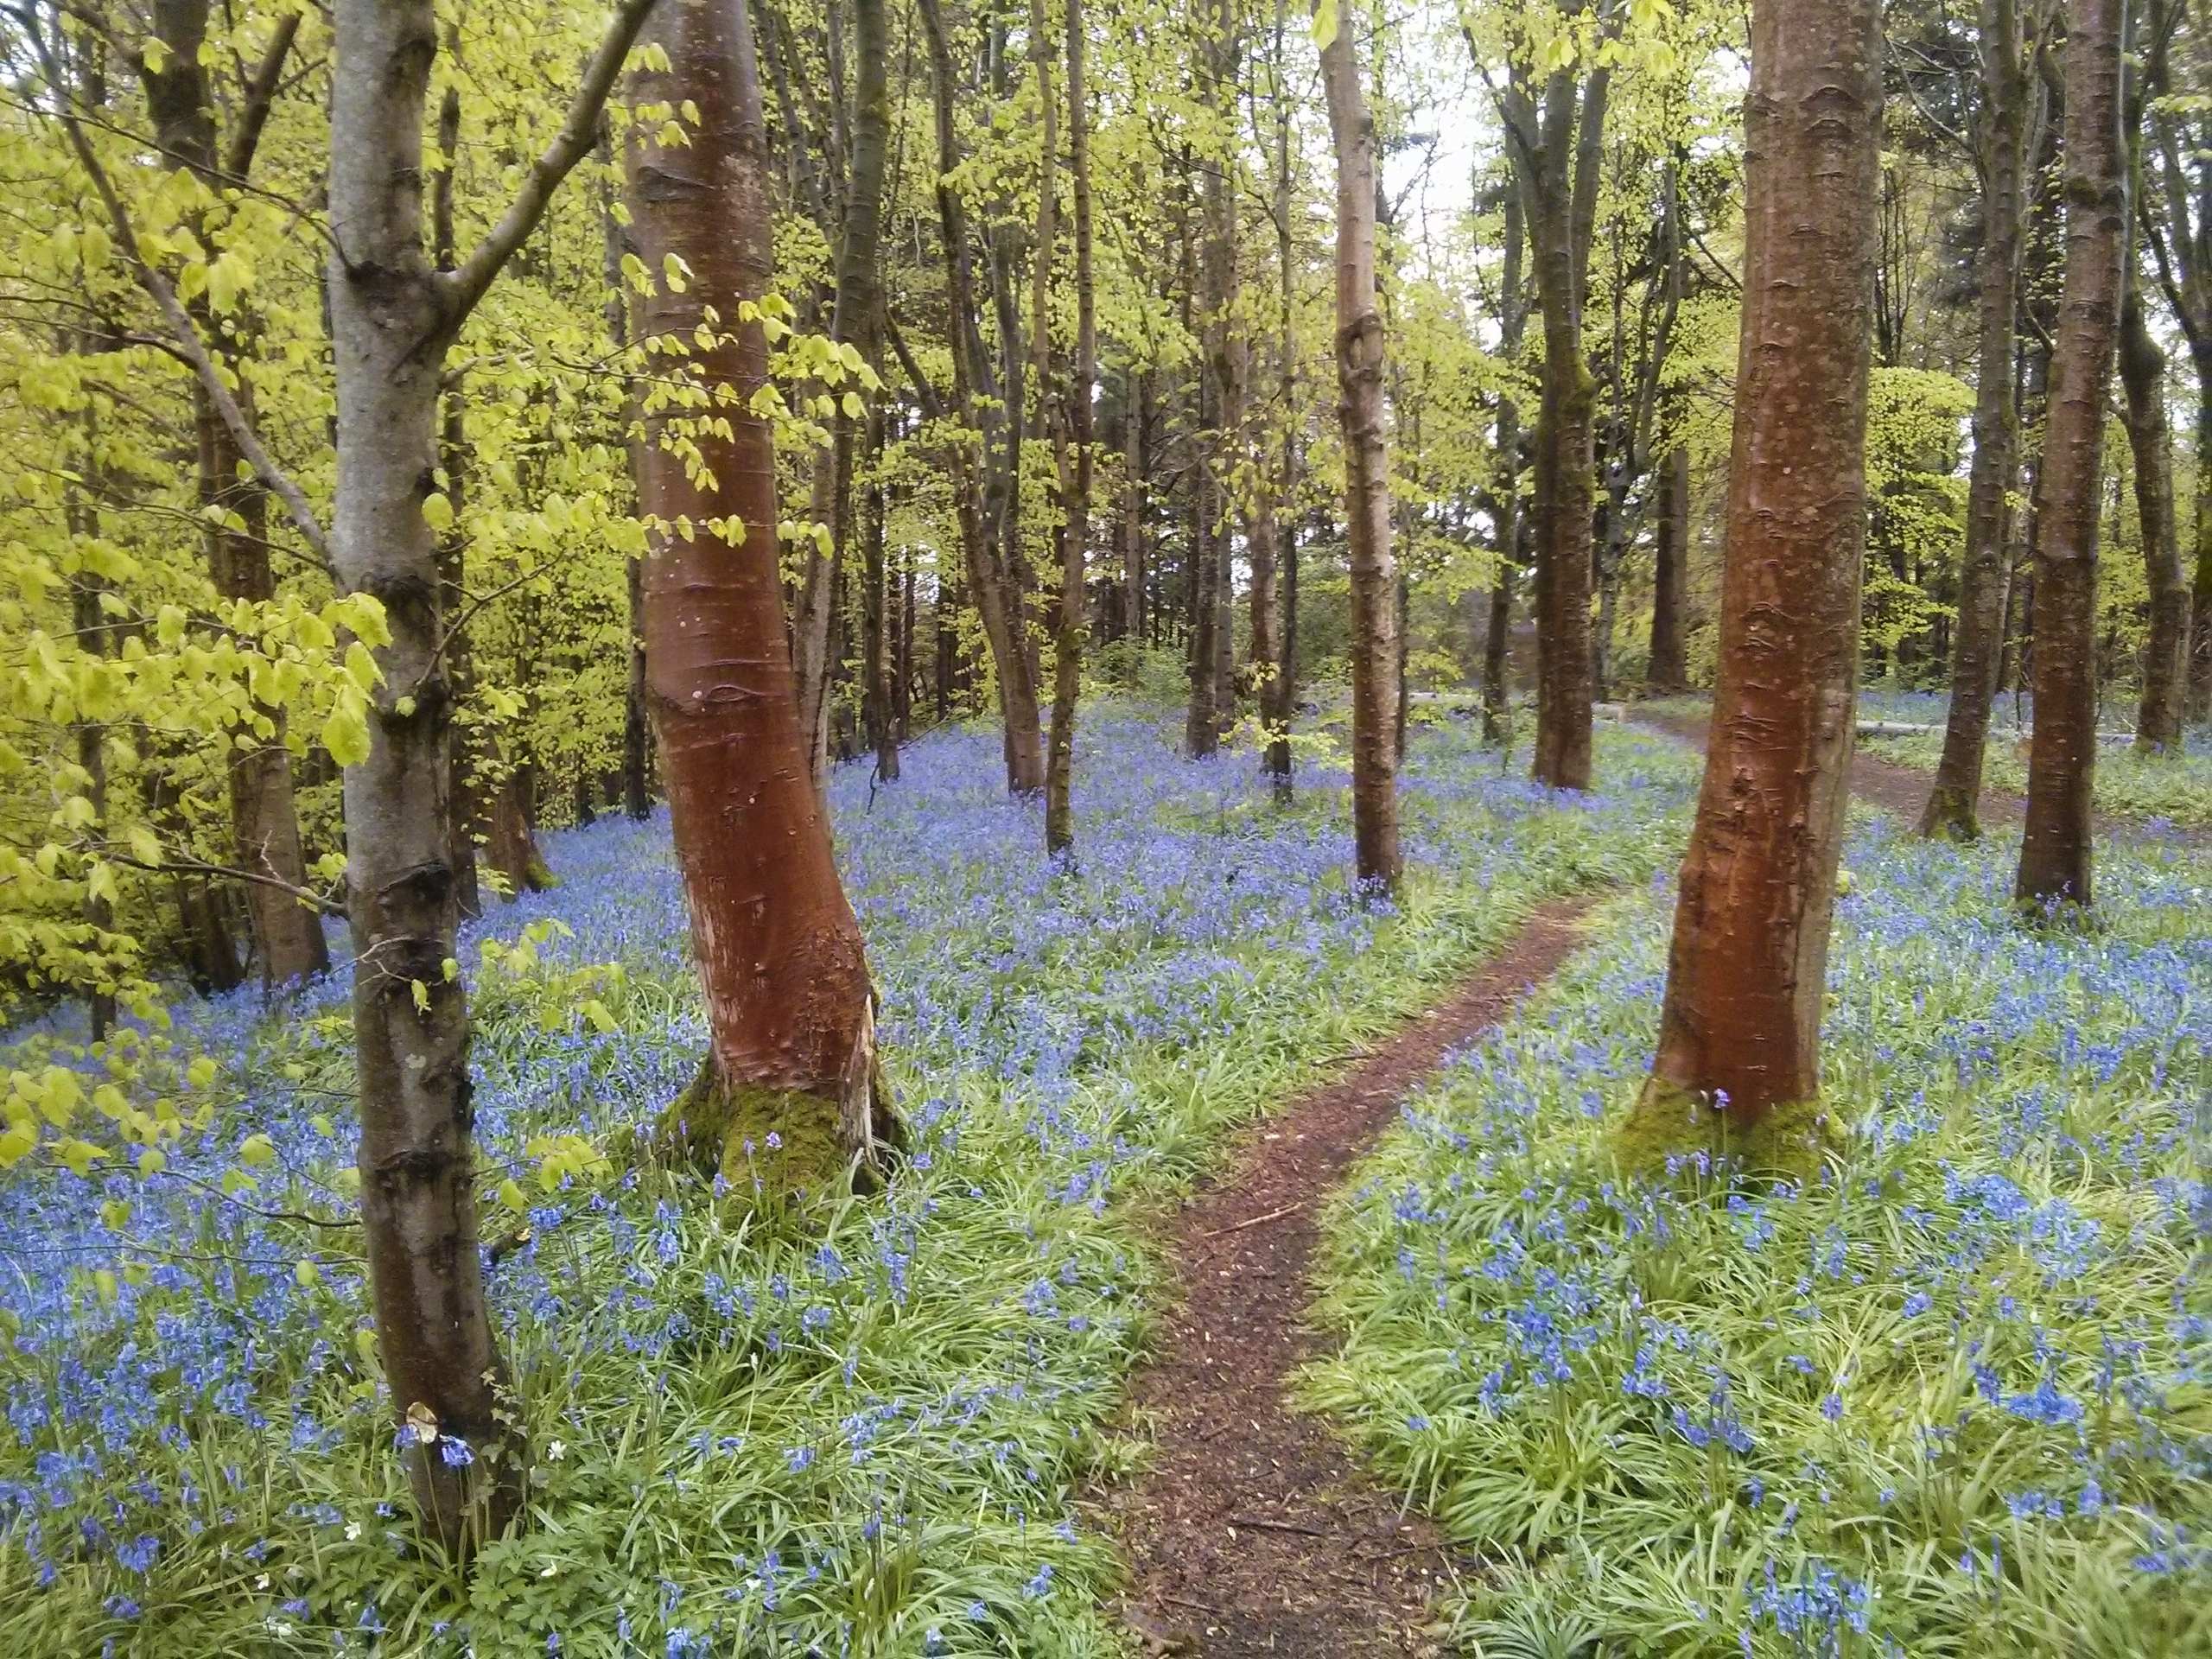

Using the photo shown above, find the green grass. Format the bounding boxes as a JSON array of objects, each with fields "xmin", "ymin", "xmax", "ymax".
[
  {"xmin": 0, "ymin": 715, "xmax": 1700, "ymax": 1657},
  {"xmin": 1301, "ymin": 822, "xmax": 2211, "ymax": 1656},
  {"xmin": 1861, "ymin": 729, "xmax": 2212, "ymax": 830}
]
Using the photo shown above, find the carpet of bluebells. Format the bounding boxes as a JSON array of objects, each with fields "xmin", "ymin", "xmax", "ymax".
[
  {"xmin": 0, "ymin": 710, "xmax": 1696, "ymax": 1656},
  {"xmin": 1305, "ymin": 817, "xmax": 2211, "ymax": 1656}
]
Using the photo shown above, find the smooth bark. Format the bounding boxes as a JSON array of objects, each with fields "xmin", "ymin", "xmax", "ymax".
[
  {"xmin": 628, "ymin": 0, "xmax": 899, "ymax": 1187},
  {"xmin": 1046, "ymin": 0, "xmax": 1096, "ymax": 854},
  {"xmin": 1921, "ymin": 0, "xmax": 2046, "ymax": 837},
  {"xmin": 1319, "ymin": 8, "xmax": 1402, "ymax": 886},
  {"xmin": 1625, "ymin": 0, "xmax": 1880, "ymax": 1161}
]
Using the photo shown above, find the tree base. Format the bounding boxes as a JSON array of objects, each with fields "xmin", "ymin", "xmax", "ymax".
[
  {"xmin": 652, "ymin": 1052, "xmax": 900, "ymax": 1204},
  {"xmin": 1916, "ymin": 785, "xmax": 1980, "ymax": 842},
  {"xmin": 1609, "ymin": 1079, "xmax": 1836, "ymax": 1181}
]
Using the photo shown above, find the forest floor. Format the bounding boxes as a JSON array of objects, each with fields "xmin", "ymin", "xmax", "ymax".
[
  {"xmin": 1091, "ymin": 899, "xmax": 1594, "ymax": 1658},
  {"xmin": 1637, "ymin": 698, "xmax": 2212, "ymax": 837}
]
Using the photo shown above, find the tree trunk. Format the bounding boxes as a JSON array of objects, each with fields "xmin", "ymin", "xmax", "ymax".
[
  {"xmin": 917, "ymin": 0, "xmax": 1046, "ymax": 791},
  {"xmin": 628, "ymin": 0, "xmax": 899, "ymax": 1189},
  {"xmin": 1186, "ymin": 373, "xmax": 1223, "ymax": 755},
  {"xmin": 1621, "ymin": 0, "xmax": 1880, "ymax": 1168},
  {"xmin": 862, "ymin": 408, "xmax": 900, "ymax": 783},
  {"xmin": 1122, "ymin": 375, "xmax": 1147, "ymax": 647},
  {"xmin": 1319, "ymin": 8, "xmax": 1402, "ymax": 887},
  {"xmin": 1261, "ymin": 0, "xmax": 1298, "ymax": 801},
  {"xmin": 2018, "ymin": 0, "xmax": 2126, "ymax": 909},
  {"xmin": 1484, "ymin": 189, "xmax": 1528, "ymax": 743},
  {"xmin": 1500, "ymin": 37, "xmax": 1610, "ymax": 792},
  {"xmin": 1046, "ymin": 0, "xmax": 1095, "ymax": 854},
  {"xmin": 2190, "ymin": 351, "xmax": 2212, "ymax": 722},
  {"xmin": 2122, "ymin": 276, "xmax": 2188, "ymax": 753},
  {"xmin": 331, "ymin": 0, "xmax": 500, "ymax": 1554},
  {"xmin": 144, "ymin": 0, "xmax": 327, "ymax": 983},
  {"xmin": 1647, "ymin": 443, "xmax": 1690, "ymax": 694},
  {"xmin": 1921, "ymin": 0, "xmax": 2039, "ymax": 837}
]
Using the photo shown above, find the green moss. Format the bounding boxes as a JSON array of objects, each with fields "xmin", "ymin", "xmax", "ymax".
[
  {"xmin": 1917, "ymin": 784, "xmax": 1980, "ymax": 842},
  {"xmin": 1607, "ymin": 1078, "xmax": 1837, "ymax": 1180},
  {"xmin": 652, "ymin": 1061, "xmax": 854, "ymax": 1202}
]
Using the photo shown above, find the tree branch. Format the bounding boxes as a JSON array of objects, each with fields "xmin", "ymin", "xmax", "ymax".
[
  {"xmin": 441, "ymin": 0, "xmax": 663, "ymax": 327},
  {"xmin": 222, "ymin": 10, "xmax": 304, "ymax": 181},
  {"xmin": 18, "ymin": 10, "xmax": 330, "ymax": 560}
]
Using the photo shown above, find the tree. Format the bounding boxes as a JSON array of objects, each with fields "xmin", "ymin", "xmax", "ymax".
[
  {"xmin": 1917, "ymin": 0, "xmax": 2051, "ymax": 838},
  {"xmin": 139, "ymin": 0, "xmax": 327, "ymax": 986},
  {"xmin": 328, "ymin": 0, "xmax": 654, "ymax": 1549},
  {"xmin": 2120, "ymin": 0, "xmax": 2187, "ymax": 755},
  {"xmin": 1046, "ymin": 0, "xmax": 1097, "ymax": 855},
  {"xmin": 2139, "ymin": 2, "xmax": 2210, "ymax": 723},
  {"xmin": 626, "ymin": 0, "xmax": 901, "ymax": 1190},
  {"xmin": 2018, "ymin": 0, "xmax": 2126, "ymax": 909},
  {"xmin": 1484, "ymin": 0, "xmax": 1616, "ymax": 791},
  {"xmin": 1619, "ymin": 0, "xmax": 1881, "ymax": 1168},
  {"xmin": 914, "ymin": 0, "xmax": 1047, "ymax": 794},
  {"xmin": 1318, "ymin": 0, "xmax": 1402, "ymax": 887}
]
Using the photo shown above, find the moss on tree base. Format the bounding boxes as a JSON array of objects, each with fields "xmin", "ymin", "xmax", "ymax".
[
  {"xmin": 1609, "ymin": 1079, "xmax": 1836, "ymax": 1180},
  {"xmin": 652, "ymin": 1061, "xmax": 860, "ymax": 1202},
  {"xmin": 1916, "ymin": 785, "xmax": 1980, "ymax": 842}
]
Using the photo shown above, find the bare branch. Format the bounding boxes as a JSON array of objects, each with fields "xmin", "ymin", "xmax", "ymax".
[
  {"xmin": 442, "ymin": 0, "xmax": 663, "ymax": 327},
  {"xmin": 223, "ymin": 10, "xmax": 304, "ymax": 181}
]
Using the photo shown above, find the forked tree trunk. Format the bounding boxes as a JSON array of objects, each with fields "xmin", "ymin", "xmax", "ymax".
[
  {"xmin": 1620, "ymin": 0, "xmax": 1880, "ymax": 1170},
  {"xmin": 2018, "ymin": 0, "xmax": 2126, "ymax": 909},
  {"xmin": 627, "ymin": 0, "xmax": 899, "ymax": 1188},
  {"xmin": 1046, "ymin": 0, "xmax": 1096, "ymax": 854},
  {"xmin": 1319, "ymin": 6, "xmax": 1402, "ymax": 887},
  {"xmin": 1495, "ymin": 16, "xmax": 1611, "ymax": 792},
  {"xmin": 1921, "ymin": 0, "xmax": 2042, "ymax": 838}
]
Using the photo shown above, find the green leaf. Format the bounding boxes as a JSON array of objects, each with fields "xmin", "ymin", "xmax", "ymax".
[{"xmin": 1312, "ymin": 0, "xmax": 1340, "ymax": 53}]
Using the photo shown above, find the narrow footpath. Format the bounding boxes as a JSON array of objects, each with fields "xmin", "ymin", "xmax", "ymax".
[
  {"xmin": 1634, "ymin": 706, "xmax": 2207, "ymax": 845},
  {"xmin": 1092, "ymin": 899, "xmax": 1599, "ymax": 1657}
]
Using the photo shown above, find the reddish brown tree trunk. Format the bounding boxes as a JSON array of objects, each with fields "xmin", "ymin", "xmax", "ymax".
[
  {"xmin": 628, "ymin": 0, "xmax": 899, "ymax": 1185},
  {"xmin": 2018, "ymin": 0, "xmax": 2126, "ymax": 908},
  {"xmin": 1922, "ymin": 0, "xmax": 2043, "ymax": 837},
  {"xmin": 1319, "ymin": 6, "xmax": 1402, "ymax": 887},
  {"xmin": 1623, "ymin": 0, "xmax": 1881, "ymax": 1166}
]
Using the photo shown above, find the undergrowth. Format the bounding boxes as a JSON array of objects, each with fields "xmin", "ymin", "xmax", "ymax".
[
  {"xmin": 1304, "ymin": 820, "xmax": 2210, "ymax": 1656},
  {"xmin": 0, "ymin": 711, "xmax": 1696, "ymax": 1656}
]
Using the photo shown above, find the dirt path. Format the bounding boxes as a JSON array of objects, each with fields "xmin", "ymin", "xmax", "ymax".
[
  {"xmin": 1632, "ymin": 707, "xmax": 2019, "ymax": 825},
  {"xmin": 1635, "ymin": 707, "xmax": 2208, "ymax": 846},
  {"xmin": 1090, "ymin": 899, "xmax": 1597, "ymax": 1658}
]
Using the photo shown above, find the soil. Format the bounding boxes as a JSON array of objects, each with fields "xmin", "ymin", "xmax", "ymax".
[
  {"xmin": 1633, "ymin": 706, "xmax": 2207, "ymax": 845},
  {"xmin": 1631, "ymin": 706, "xmax": 2020, "ymax": 824},
  {"xmin": 1088, "ymin": 899, "xmax": 1598, "ymax": 1658}
]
